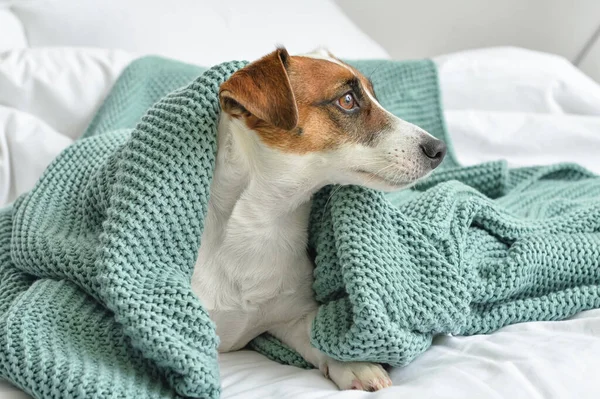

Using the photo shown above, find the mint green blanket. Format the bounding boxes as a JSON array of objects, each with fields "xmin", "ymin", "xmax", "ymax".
[{"xmin": 2, "ymin": 56, "xmax": 600, "ymax": 399}]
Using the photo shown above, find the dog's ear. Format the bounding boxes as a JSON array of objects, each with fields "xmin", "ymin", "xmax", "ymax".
[{"xmin": 219, "ymin": 47, "xmax": 298, "ymax": 131}]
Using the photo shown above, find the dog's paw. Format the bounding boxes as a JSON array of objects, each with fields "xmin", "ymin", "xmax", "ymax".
[{"xmin": 323, "ymin": 360, "xmax": 392, "ymax": 391}]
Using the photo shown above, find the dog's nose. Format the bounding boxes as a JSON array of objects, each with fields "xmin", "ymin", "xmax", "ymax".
[{"xmin": 420, "ymin": 139, "xmax": 447, "ymax": 168}]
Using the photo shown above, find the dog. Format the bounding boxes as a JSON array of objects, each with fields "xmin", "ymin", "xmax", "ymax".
[{"xmin": 191, "ymin": 47, "xmax": 446, "ymax": 391}]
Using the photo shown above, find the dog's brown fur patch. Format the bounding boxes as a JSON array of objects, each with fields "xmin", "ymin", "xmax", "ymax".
[{"xmin": 220, "ymin": 49, "xmax": 391, "ymax": 154}]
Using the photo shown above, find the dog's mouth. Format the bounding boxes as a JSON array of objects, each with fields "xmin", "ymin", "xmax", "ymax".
[
  {"xmin": 353, "ymin": 169, "xmax": 407, "ymax": 189},
  {"xmin": 352, "ymin": 166, "xmax": 432, "ymax": 191}
]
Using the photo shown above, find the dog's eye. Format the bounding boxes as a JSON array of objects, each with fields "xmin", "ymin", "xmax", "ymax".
[{"xmin": 337, "ymin": 92, "xmax": 357, "ymax": 110}]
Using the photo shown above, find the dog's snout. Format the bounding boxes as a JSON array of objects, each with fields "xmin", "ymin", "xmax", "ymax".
[{"xmin": 420, "ymin": 139, "xmax": 447, "ymax": 168}]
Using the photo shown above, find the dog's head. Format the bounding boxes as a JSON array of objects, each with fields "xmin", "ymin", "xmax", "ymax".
[{"xmin": 219, "ymin": 47, "xmax": 446, "ymax": 192}]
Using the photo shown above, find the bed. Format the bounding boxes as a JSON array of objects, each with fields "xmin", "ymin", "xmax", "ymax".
[{"xmin": 2, "ymin": 1, "xmax": 600, "ymax": 398}]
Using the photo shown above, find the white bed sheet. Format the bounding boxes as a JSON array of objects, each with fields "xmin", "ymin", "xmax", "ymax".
[{"xmin": 2, "ymin": 46, "xmax": 600, "ymax": 398}]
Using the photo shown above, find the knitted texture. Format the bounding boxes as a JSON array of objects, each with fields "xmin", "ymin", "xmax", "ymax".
[
  {"xmin": 2, "ymin": 55, "xmax": 600, "ymax": 399},
  {"xmin": 0, "ymin": 58, "xmax": 247, "ymax": 399}
]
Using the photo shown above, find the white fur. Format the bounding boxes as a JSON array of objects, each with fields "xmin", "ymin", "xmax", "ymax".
[{"xmin": 191, "ymin": 51, "xmax": 441, "ymax": 391}]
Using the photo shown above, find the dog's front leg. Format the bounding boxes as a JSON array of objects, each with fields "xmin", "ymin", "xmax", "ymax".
[{"xmin": 268, "ymin": 309, "xmax": 392, "ymax": 391}]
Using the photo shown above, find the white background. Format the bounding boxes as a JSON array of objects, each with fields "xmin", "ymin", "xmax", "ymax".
[{"xmin": 336, "ymin": 0, "xmax": 600, "ymax": 82}]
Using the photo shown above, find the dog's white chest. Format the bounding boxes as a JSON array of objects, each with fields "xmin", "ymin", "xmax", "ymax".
[{"xmin": 190, "ymin": 187, "xmax": 315, "ymax": 352}]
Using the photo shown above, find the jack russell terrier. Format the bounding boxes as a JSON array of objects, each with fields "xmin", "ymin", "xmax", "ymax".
[{"xmin": 191, "ymin": 47, "xmax": 446, "ymax": 391}]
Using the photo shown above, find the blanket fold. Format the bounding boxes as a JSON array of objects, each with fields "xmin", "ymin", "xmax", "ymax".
[
  {"xmin": 2, "ymin": 60, "xmax": 248, "ymax": 399},
  {"xmin": 1, "ymin": 56, "xmax": 600, "ymax": 399}
]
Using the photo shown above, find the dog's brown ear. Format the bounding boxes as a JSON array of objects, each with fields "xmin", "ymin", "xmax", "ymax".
[{"xmin": 219, "ymin": 47, "xmax": 298, "ymax": 131}]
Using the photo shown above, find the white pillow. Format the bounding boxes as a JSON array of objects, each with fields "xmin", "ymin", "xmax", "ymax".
[
  {"xmin": 0, "ymin": 105, "xmax": 73, "ymax": 206},
  {"xmin": 579, "ymin": 36, "xmax": 600, "ymax": 84},
  {"xmin": 435, "ymin": 47, "xmax": 600, "ymax": 173},
  {"xmin": 435, "ymin": 47, "xmax": 600, "ymax": 115},
  {"xmin": 0, "ymin": 6, "xmax": 27, "ymax": 51},
  {"xmin": 11, "ymin": 0, "xmax": 389, "ymax": 64},
  {"xmin": 0, "ymin": 47, "xmax": 134, "ymax": 139}
]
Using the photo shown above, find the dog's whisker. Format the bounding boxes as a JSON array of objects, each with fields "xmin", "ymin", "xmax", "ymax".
[
  {"xmin": 347, "ymin": 161, "xmax": 385, "ymax": 171},
  {"xmin": 321, "ymin": 184, "xmax": 345, "ymax": 222},
  {"xmin": 363, "ymin": 164, "xmax": 396, "ymax": 185}
]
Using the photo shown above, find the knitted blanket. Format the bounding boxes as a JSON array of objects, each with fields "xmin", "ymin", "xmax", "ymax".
[{"xmin": 2, "ymin": 56, "xmax": 600, "ymax": 399}]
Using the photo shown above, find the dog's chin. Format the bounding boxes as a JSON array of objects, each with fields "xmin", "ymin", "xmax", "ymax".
[{"xmin": 352, "ymin": 169, "xmax": 432, "ymax": 192}]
